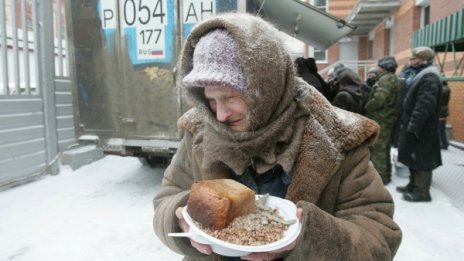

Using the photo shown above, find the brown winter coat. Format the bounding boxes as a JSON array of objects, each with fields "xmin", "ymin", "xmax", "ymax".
[
  {"xmin": 154, "ymin": 91, "xmax": 402, "ymax": 261},
  {"xmin": 153, "ymin": 13, "xmax": 401, "ymax": 261}
]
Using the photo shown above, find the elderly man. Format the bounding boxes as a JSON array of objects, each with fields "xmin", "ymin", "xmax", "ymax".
[
  {"xmin": 397, "ymin": 47, "xmax": 443, "ymax": 202},
  {"xmin": 153, "ymin": 13, "xmax": 401, "ymax": 260}
]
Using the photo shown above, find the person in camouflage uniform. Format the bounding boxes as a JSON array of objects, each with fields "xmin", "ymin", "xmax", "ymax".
[{"xmin": 364, "ymin": 56, "xmax": 401, "ymax": 184}]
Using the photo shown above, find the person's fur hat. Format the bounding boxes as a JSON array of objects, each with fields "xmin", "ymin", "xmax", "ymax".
[
  {"xmin": 367, "ymin": 66, "xmax": 381, "ymax": 75},
  {"xmin": 378, "ymin": 56, "xmax": 398, "ymax": 73},
  {"xmin": 305, "ymin": 58, "xmax": 318, "ymax": 73},
  {"xmin": 182, "ymin": 29, "xmax": 247, "ymax": 93},
  {"xmin": 412, "ymin": 47, "xmax": 435, "ymax": 62},
  {"xmin": 334, "ymin": 67, "xmax": 363, "ymax": 86}
]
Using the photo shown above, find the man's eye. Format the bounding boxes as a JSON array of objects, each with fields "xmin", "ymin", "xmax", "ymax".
[
  {"xmin": 227, "ymin": 97, "xmax": 241, "ymax": 104},
  {"xmin": 208, "ymin": 99, "xmax": 217, "ymax": 108}
]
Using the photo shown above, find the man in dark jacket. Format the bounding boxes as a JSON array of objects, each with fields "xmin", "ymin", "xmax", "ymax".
[
  {"xmin": 325, "ymin": 63, "xmax": 345, "ymax": 102},
  {"xmin": 397, "ymin": 47, "xmax": 443, "ymax": 202},
  {"xmin": 294, "ymin": 57, "xmax": 329, "ymax": 98}
]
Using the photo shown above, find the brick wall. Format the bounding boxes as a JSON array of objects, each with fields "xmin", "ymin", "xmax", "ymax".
[
  {"xmin": 324, "ymin": 0, "xmax": 463, "ymax": 64},
  {"xmin": 377, "ymin": 28, "xmax": 389, "ymax": 57},
  {"xmin": 448, "ymin": 82, "xmax": 464, "ymax": 142},
  {"xmin": 375, "ymin": 0, "xmax": 464, "ymax": 142},
  {"xmin": 358, "ymin": 36, "xmax": 369, "ymax": 61},
  {"xmin": 429, "ymin": 0, "xmax": 464, "ymax": 142},
  {"xmin": 319, "ymin": 1, "xmax": 463, "ymax": 144},
  {"xmin": 392, "ymin": 0, "xmax": 420, "ymax": 66},
  {"xmin": 430, "ymin": 0, "xmax": 464, "ymax": 23},
  {"xmin": 328, "ymin": 0, "xmax": 357, "ymax": 18}
]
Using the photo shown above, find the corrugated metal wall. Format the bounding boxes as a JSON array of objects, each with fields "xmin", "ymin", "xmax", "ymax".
[
  {"xmin": 0, "ymin": 0, "xmax": 74, "ymax": 188},
  {"xmin": 55, "ymin": 78, "xmax": 75, "ymax": 151},
  {"xmin": 0, "ymin": 79, "xmax": 74, "ymax": 187},
  {"xmin": 0, "ymin": 96, "xmax": 47, "ymax": 185}
]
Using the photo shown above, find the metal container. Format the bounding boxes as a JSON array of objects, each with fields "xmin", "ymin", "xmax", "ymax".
[
  {"xmin": 65, "ymin": 0, "xmax": 240, "ymax": 164},
  {"xmin": 64, "ymin": 0, "xmax": 354, "ymax": 165}
]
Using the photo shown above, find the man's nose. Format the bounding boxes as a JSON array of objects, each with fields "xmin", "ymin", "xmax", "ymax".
[{"xmin": 215, "ymin": 103, "xmax": 231, "ymax": 122}]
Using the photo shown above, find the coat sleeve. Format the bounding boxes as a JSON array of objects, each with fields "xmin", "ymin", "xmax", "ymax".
[
  {"xmin": 153, "ymin": 131, "xmax": 205, "ymax": 257},
  {"xmin": 407, "ymin": 74, "xmax": 441, "ymax": 136},
  {"xmin": 288, "ymin": 145, "xmax": 402, "ymax": 260}
]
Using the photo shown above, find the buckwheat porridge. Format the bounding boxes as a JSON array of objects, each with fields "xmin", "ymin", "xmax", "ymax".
[{"xmin": 192, "ymin": 194, "xmax": 296, "ymax": 246}]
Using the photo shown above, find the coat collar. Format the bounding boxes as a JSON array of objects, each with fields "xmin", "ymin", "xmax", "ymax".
[{"xmin": 286, "ymin": 88, "xmax": 379, "ymax": 204}]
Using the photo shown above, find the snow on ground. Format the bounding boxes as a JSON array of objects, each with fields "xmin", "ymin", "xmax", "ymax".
[
  {"xmin": 1, "ymin": 155, "xmax": 464, "ymax": 260},
  {"xmin": 387, "ymin": 173, "xmax": 464, "ymax": 260},
  {"xmin": 0, "ymin": 156, "xmax": 182, "ymax": 261}
]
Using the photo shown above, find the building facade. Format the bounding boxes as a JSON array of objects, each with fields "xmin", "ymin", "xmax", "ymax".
[{"xmin": 311, "ymin": 0, "xmax": 464, "ymax": 143}]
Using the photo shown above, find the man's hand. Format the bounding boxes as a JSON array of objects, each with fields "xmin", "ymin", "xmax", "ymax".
[
  {"xmin": 241, "ymin": 208, "xmax": 304, "ymax": 260},
  {"xmin": 175, "ymin": 207, "xmax": 212, "ymax": 255}
]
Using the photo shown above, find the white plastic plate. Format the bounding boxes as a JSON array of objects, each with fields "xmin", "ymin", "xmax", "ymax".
[{"xmin": 181, "ymin": 195, "xmax": 301, "ymax": 257}]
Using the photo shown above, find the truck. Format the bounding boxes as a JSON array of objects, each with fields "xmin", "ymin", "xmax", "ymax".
[{"xmin": 65, "ymin": 0, "xmax": 355, "ymax": 166}]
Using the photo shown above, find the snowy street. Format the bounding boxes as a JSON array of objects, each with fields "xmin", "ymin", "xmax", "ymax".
[{"xmin": 1, "ymin": 154, "xmax": 464, "ymax": 261}]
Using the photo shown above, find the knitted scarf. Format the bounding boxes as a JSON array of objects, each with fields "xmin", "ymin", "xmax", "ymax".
[{"xmin": 196, "ymin": 80, "xmax": 310, "ymax": 175}]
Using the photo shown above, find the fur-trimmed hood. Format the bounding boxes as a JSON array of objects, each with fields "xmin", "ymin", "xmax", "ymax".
[
  {"xmin": 179, "ymin": 13, "xmax": 296, "ymax": 130},
  {"xmin": 179, "ymin": 81, "xmax": 378, "ymax": 153},
  {"xmin": 177, "ymin": 13, "xmax": 379, "ymax": 178},
  {"xmin": 179, "ymin": 79, "xmax": 379, "ymax": 192},
  {"xmin": 178, "ymin": 13, "xmax": 307, "ymax": 175}
]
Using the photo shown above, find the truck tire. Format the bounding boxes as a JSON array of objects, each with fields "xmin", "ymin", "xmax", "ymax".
[{"xmin": 139, "ymin": 155, "xmax": 171, "ymax": 168}]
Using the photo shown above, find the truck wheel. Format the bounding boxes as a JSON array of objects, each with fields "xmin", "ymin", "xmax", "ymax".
[{"xmin": 139, "ymin": 155, "xmax": 171, "ymax": 168}]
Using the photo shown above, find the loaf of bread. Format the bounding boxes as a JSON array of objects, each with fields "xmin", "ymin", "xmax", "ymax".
[{"xmin": 187, "ymin": 179, "xmax": 256, "ymax": 230}]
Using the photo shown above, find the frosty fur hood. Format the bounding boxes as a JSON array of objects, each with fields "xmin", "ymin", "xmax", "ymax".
[
  {"xmin": 179, "ymin": 80, "xmax": 380, "ymax": 176},
  {"xmin": 179, "ymin": 13, "xmax": 296, "ymax": 130},
  {"xmin": 177, "ymin": 13, "xmax": 379, "ymax": 176}
]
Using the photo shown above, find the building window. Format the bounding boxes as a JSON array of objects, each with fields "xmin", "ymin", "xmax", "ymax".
[
  {"xmin": 312, "ymin": 48, "xmax": 327, "ymax": 63},
  {"xmin": 421, "ymin": 5, "xmax": 430, "ymax": 26},
  {"xmin": 310, "ymin": 0, "xmax": 328, "ymax": 12},
  {"xmin": 416, "ymin": 0, "xmax": 431, "ymax": 27},
  {"xmin": 368, "ymin": 40, "xmax": 374, "ymax": 59}
]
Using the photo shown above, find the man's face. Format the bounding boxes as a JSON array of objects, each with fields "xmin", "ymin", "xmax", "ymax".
[
  {"xmin": 327, "ymin": 72, "xmax": 334, "ymax": 81},
  {"xmin": 204, "ymin": 86, "xmax": 249, "ymax": 132},
  {"xmin": 367, "ymin": 72, "xmax": 377, "ymax": 79},
  {"xmin": 409, "ymin": 57, "xmax": 422, "ymax": 67}
]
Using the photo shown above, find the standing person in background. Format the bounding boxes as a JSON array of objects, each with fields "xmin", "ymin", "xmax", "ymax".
[
  {"xmin": 361, "ymin": 66, "xmax": 382, "ymax": 115},
  {"xmin": 365, "ymin": 66, "xmax": 381, "ymax": 88},
  {"xmin": 397, "ymin": 47, "xmax": 442, "ymax": 202},
  {"xmin": 390, "ymin": 76, "xmax": 408, "ymax": 149},
  {"xmin": 153, "ymin": 13, "xmax": 402, "ymax": 260},
  {"xmin": 294, "ymin": 57, "xmax": 329, "ymax": 98},
  {"xmin": 390, "ymin": 65, "xmax": 411, "ymax": 174},
  {"xmin": 305, "ymin": 57, "xmax": 330, "ymax": 98},
  {"xmin": 364, "ymin": 57, "xmax": 401, "ymax": 185},
  {"xmin": 391, "ymin": 63, "xmax": 416, "ymax": 177},
  {"xmin": 331, "ymin": 67, "xmax": 364, "ymax": 114},
  {"xmin": 400, "ymin": 62, "xmax": 418, "ymax": 86},
  {"xmin": 325, "ymin": 63, "xmax": 345, "ymax": 102},
  {"xmin": 438, "ymin": 80, "xmax": 451, "ymax": 150},
  {"xmin": 390, "ymin": 76, "xmax": 409, "ymax": 177}
]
